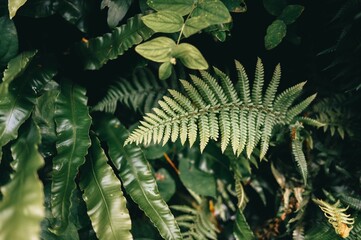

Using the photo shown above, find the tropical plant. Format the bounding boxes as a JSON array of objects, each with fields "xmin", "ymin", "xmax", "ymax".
[{"xmin": 0, "ymin": 0, "xmax": 361, "ymax": 240}]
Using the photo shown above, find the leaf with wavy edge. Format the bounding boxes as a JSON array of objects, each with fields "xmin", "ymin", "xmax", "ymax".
[
  {"xmin": 79, "ymin": 14, "xmax": 154, "ymax": 70},
  {"xmin": 80, "ymin": 134, "xmax": 132, "ymax": 240},
  {"xmin": 51, "ymin": 81, "xmax": 91, "ymax": 234},
  {"xmin": 0, "ymin": 55, "xmax": 56, "ymax": 158},
  {"xmin": 233, "ymin": 210, "xmax": 255, "ymax": 240},
  {"xmin": 95, "ymin": 116, "xmax": 182, "ymax": 240},
  {"xmin": 0, "ymin": 120, "xmax": 45, "ymax": 240}
]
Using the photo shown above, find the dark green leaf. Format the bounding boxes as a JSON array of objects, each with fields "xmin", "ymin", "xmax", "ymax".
[
  {"xmin": 278, "ymin": 5, "xmax": 304, "ymax": 25},
  {"xmin": 178, "ymin": 153, "xmax": 216, "ymax": 198},
  {"xmin": 8, "ymin": 0, "xmax": 28, "ymax": 18},
  {"xmin": 142, "ymin": 11, "xmax": 184, "ymax": 33},
  {"xmin": 156, "ymin": 168, "xmax": 176, "ymax": 202},
  {"xmin": 101, "ymin": 0, "xmax": 133, "ymax": 28},
  {"xmin": 0, "ymin": 54, "xmax": 57, "ymax": 154},
  {"xmin": 0, "ymin": 16, "xmax": 18, "ymax": 66},
  {"xmin": 263, "ymin": 0, "xmax": 287, "ymax": 16},
  {"xmin": 221, "ymin": 0, "xmax": 247, "ymax": 13},
  {"xmin": 173, "ymin": 43, "xmax": 208, "ymax": 70},
  {"xmin": 79, "ymin": 14, "xmax": 154, "ymax": 70},
  {"xmin": 51, "ymin": 81, "xmax": 91, "ymax": 234},
  {"xmin": 0, "ymin": 121, "xmax": 45, "ymax": 240},
  {"xmin": 18, "ymin": 0, "xmax": 58, "ymax": 18},
  {"xmin": 142, "ymin": 143, "xmax": 170, "ymax": 160},
  {"xmin": 95, "ymin": 116, "xmax": 182, "ymax": 240},
  {"xmin": 146, "ymin": 0, "xmax": 194, "ymax": 16},
  {"xmin": 135, "ymin": 36, "xmax": 176, "ymax": 62},
  {"xmin": 264, "ymin": 19, "xmax": 287, "ymax": 50},
  {"xmin": 80, "ymin": 135, "xmax": 132, "ymax": 240},
  {"xmin": 233, "ymin": 210, "xmax": 256, "ymax": 240}
]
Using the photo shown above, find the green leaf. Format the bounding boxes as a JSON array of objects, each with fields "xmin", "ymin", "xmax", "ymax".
[
  {"xmin": 156, "ymin": 168, "xmax": 176, "ymax": 202},
  {"xmin": 0, "ymin": 16, "xmax": 18, "ymax": 66},
  {"xmin": 193, "ymin": 0, "xmax": 232, "ymax": 25},
  {"xmin": 16, "ymin": 0, "xmax": 58, "ymax": 18},
  {"xmin": 135, "ymin": 36, "xmax": 176, "ymax": 62},
  {"xmin": 233, "ymin": 210, "xmax": 256, "ymax": 240},
  {"xmin": 173, "ymin": 43, "xmax": 208, "ymax": 70},
  {"xmin": 80, "ymin": 135, "xmax": 132, "ymax": 240},
  {"xmin": 95, "ymin": 116, "xmax": 182, "ymax": 240},
  {"xmin": 178, "ymin": 151, "xmax": 216, "ymax": 198},
  {"xmin": 291, "ymin": 139, "xmax": 307, "ymax": 185},
  {"xmin": 142, "ymin": 11, "xmax": 184, "ymax": 33},
  {"xmin": 101, "ymin": 0, "xmax": 133, "ymax": 28},
  {"xmin": 51, "ymin": 81, "xmax": 92, "ymax": 233},
  {"xmin": 79, "ymin": 14, "xmax": 154, "ymax": 70},
  {"xmin": 263, "ymin": 0, "xmax": 287, "ymax": 16},
  {"xmin": 0, "ymin": 55, "xmax": 56, "ymax": 154},
  {"xmin": 264, "ymin": 19, "xmax": 287, "ymax": 50},
  {"xmin": 0, "ymin": 121, "xmax": 45, "ymax": 240},
  {"xmin": 221, "ymin": 0, "xmax": 247, "ymax": 13},
  {"xmin": 279, "ymin": 5, "xmax": 304, "ymax": 25},
  {"xmin": 159, "ymin": 61, "xmax": 173, "ymax": 80},
  {"xmin": 8, "ymin": 0, "xmax": 28, "ymax": 18},
  {"xmin": 146, "ymin": 0, "xmax": 195, "ymax": 16},
  {"xmin": 183, "ymin": 16, "xmax": 209, "ymax": 37}
]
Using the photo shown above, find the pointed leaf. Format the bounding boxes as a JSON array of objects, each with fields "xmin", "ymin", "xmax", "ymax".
[
  {"xmin": 0, "ymin": 121, "xmax": 45, "ymax": 240},
  {"xmin": 95, "ymin": 116, "xmax": 182, "ymax": 240},
  {"xmin": 263, "ymin": 0, "xmax": 287, "ymax": 16},
  {"xmin": 173, "ymin": 43, "xmax": 208, "ymax": 70},
  {"xmin": 0, "ymin": 16, "xmax": 18, "ymax": 66},
  {"xmin": 101, "ymin": 0, "xmax": 133, "ymax": 28},
  {"xmin": 159, "ymin": 61, "xmax": 173, "ymax": 80},
  {"xmin": 79, "ymin": 14, "xmax": 154, "ymax": 70},
  {"xmin": 51, "ymin": 81, "xmax": 91, "ymax": 233},
  {"xmin": 264, "ymin": 20, "xmax": 287, "ymax": 50},
  {"xmin": 146, "ymin": 0, "xmax": 195, "ymax": 16},
  {"xmin": 0, "ymin": 55, "xmax": 56, "ymax": 153},
  {"xmin": 135, "ymin": 36, "xmax": 176, "ymax": 62},
  {"xmin": 142, "ymin": 11, "xmax": 184, "ymax": 33},
  {"xmin": 193, "ymin": 0, "xmax": 232, "ymax": 25},
  {"xmin": 291, "ymin": 139, "xmax": 307, "ymax": 184},
  {"xmin": 233, "ymin": 210, "xmax": 256, "ymax": 240},
  {"xmin": 278, "ymin": 5, "xmax": 304, "ymax": 25},
  {"xmin": 80, "ymin": 135, "xmax": 132, "ymax": 240},
  {"xmin": 8, "ymin": 0, "xmax": 28, "ymax": 18},
  {"xmin": 183, "ymin": 16, "xmax": 209, "ymax": 37}
]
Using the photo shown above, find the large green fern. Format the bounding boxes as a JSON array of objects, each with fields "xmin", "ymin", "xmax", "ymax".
[{"xmin": 126, "ymin": 58, "xmax": 317, "ymax": 159}]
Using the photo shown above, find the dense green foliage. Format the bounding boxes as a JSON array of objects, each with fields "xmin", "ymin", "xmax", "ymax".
[{"xmin": 0, "ymin": 0, "xmax": 361, "ymax": 239}]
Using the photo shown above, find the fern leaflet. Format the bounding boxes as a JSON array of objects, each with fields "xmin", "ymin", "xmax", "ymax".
[{"xmin": 126, "ymin": 58, "xmax": 317, "ymax": 159}]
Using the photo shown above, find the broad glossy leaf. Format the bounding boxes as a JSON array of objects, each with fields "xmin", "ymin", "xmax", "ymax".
[
  {"xmin": 101, "ymin": 0, "xmax": 133, "ymax": 28},
  {"xmin": 263, "ymin": 0, "xmax": 287, "ymax": 16},
  {"xmin": 8, "ymin": 0, "xmax": 28, "ymax": 18},
  {"xmin": 147, "ymin": 0, "xmax": 194, "ymax": 16},
  {"xmin": 178, "ymin": 151, "xmax": 216, "ymax": 198},
  {"xmin": 156, "ymin": 168, "xmax": 176, "ymax": 202},
  {"xmin": 159, "ymin": 61, "xmax": 173, "ymax": 80},
  {"xmin": 173, "ymin": 43, "xmax": 208, "ymax": 70},
  {"xmin": 0, "ymin": 16, "xmax": 18, "ymax": 66},
  {"xmin": 0, "ymin": 56, "xmax": 56, "ymax": 155},
  {"xmin": 233, "ymin": 210, "xmax": 255, "ymax": 240},
  {"xmin": 264, "ymin": 19, "xmax": 287, "ymax": 50},
  {"xmin": 17, "ymin": 0, "xmax": 58, "ymax": 18},
  {"xmin": 80, "ymin": 135, "xmax": 132, "ymax": 240},
  {"xmin": 0, "ymin": 121, "xmax": 45, "ymax": 240},
  {"xmin": 135, "ymin": 36, "xmax": 176, "ymax": 63},
  {"xmin": 142, "ymin": 11, "xmax": 184, "ymax": 33},
  {"xmin": 79, "ymin": 14, "xmax": 154, "ymax": 70},
  {"xmin": 95, "ymin": 116, "xmax": 182, "ymax": 240},
  {"xmin": 51, "ymin": 81, "xmax": 91, "ymax": 234},
  {"xmin": 279, "ymin": 5, "xmax": 304, "ymax": 25},
  {"xmin": 193, "ymin": 0, "xmax": 232, "ymax": 25}
]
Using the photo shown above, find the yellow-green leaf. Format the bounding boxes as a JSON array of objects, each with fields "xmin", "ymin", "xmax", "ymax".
[
  {"xmin": 146, "ymin": 0, "xmax": 194, "ymax": 16},
  {"xmin": 8, "ymin": 0, "xmax": 28, "ymax": 18},
  {"xmin": 159, "ymin": 61, "xmax": 173, "ymax": 80},
  {"xmin": 142, "ymin": 11, "xmax": 184, "ymax": 33},
  {"xmin": 173, "ymin": 43, "xmax": 208, "ymax": 70},
  {"xmin": 135, "ymin": 36, "xmax": 176, "ymax": 62}
]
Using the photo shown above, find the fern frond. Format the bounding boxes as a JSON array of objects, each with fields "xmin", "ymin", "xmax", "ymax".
[
  {"xmin": 313, "ymin": 199, "xmax": 355, "ymax": 238},
  {"xmin": 291, "ymin": 122, "xmax": 308, "ymax": 184},
  {"xmin": 126, "ymin": 59, "xmax": 317, "ymax": 159},
  {"xmin": 93, "ymin": 67, "xmax": 178, "ymax": 114}
]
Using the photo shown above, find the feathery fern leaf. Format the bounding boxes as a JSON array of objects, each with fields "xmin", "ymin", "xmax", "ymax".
[
  {"xmin": 79, "ymin": 135, "xmax": 132, "ymax": 240},
  {"xmin": 171, "ymin": 201, "xmax": 219, "ymax": 240},
  {"xmin": 305, "ymin": 221, "xmax": 339, "ymax": 240},
  {"xmin": 0, "ymin": 121, "xmax": 45, "ymax": 240},
  {"xmin": 51, "ymin": 81, "xmax": 91, "ymax": 233},
  {"xmin": 290, "ymin": 122, "xmax": 308, "ymax": 184},
  {"xmin": 95, "ymin": 116, "xmax": 182, "ymax": 240},
  {"xmin": 79, "ymin": 14, "xmax": 154, "ymax": 70},
  {"xmin": 126, "ymin": 59, "xmax": 316, "ymax": 159},
  {"xmin": 233, "ymin": 210, "xmax": 256, "ymax": 240},
  {"xmin": 313, "ymin": 199, "xmax": 355, "ymax": 238},
  {"xmin": 93, "ymin": 66, "xmax": 179, "ymax": 114}
]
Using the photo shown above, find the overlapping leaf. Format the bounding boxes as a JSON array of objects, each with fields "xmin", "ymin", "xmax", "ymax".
[
  {"xmin": 95, "ymin": 116, "xmax": 182, "ymax": 240},
  {"xmin": 51, "ymin": 81, "xmax": 91, "ymax": 233},
  {"xmin": 0, "ymin": 16, "xmax": 18, "ymax": 66}
]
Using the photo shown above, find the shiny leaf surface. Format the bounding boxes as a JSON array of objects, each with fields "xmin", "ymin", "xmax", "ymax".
[{"xmin": 101, "ymin": 0, "xmax": 133, "ymax": 28}]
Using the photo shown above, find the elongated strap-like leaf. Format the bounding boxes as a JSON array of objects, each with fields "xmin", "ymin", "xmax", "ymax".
[
  {"xmin": 95, "ymin": 116, "xmax": 182, "ymax": 240},
  {"xmin": 79, "ymin": 14, "xmax": 154, "ymax": 70},
  {"xmin": 80, "ymin": 135, "xmax": 132, "ymax": 240},
  {"xmin": 0, "ymin": 55, "xmax": 57, "ymax": 155},
  {"xmin": 51, "ymin": 81, "xmax": 91, "ymax": 233},
  {"xmin": 233, "ymin": 210, "xmax": 255, "ymax": 240},
  {"xmin": 0, "ymin": 121, "xmax": 45, "ymax": 240}
]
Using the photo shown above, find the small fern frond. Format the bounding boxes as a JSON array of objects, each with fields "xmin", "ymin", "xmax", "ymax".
[
  {"xmin": 313, "ymin": 199, "xmax": 355, "ymax": 238},
  {"xmin": 126, "ymin": 59, "xmax": 317, "ymax": 158},
  {"xmin": 290, "ymin": 122, "xmax": 308, "ymax": 184},
  {"xmin": 93, "ymin": 67, "xmax": 178, "ymax": 114}
]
